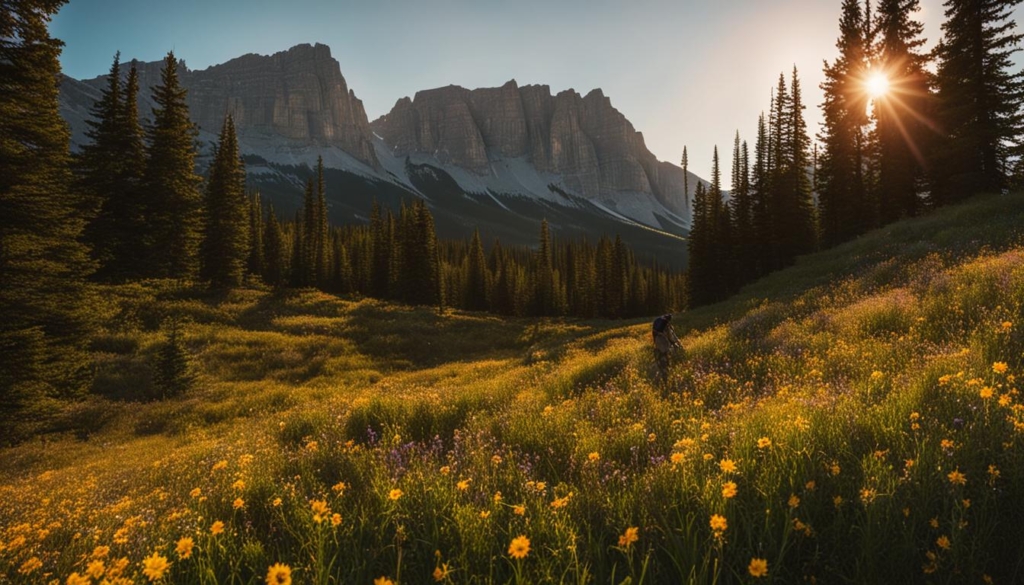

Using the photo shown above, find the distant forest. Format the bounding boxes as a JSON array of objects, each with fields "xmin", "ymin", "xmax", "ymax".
[
  {"xmin": 686, "ymin": 0, "xmax": 1024, "ymax": 306},
  {"xmin": 2, "ymin": 0, "xmax": 1023, "ymax": 418}
]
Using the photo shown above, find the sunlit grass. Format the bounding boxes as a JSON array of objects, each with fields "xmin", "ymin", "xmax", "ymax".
[{"xmin": 3, "ymin": 193, "xmax": 1024, "ymax": 583}]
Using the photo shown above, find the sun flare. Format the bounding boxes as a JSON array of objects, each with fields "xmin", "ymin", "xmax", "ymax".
[{"xmin": 866, "ymin": 72, "xmax": 890, "ymax": 98}]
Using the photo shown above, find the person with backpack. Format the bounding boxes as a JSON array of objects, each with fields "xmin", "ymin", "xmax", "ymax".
[{"xmin": 652, "ymin": 313, "xmax": 681, "ymax": 383}]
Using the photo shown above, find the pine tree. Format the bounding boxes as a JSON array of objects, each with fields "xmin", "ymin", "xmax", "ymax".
[
  {"xmin": 534, "ymin": 219, "xmax": 557, "ymax": 315},
  {"xmin": 154, "ymin": 317, "xmax": 193, "ymax": 398},
  {"xmin": 1, "ymin": 0, "xmax": 95, "ymax": 427},
  {"xmin": 819, "ymin": 0, "xmax": 874, "ymax": 247},
  {"xmin": 782, "ymin": 66, "xmax": 818, "ymax": 262},
  {"xmin": 289, "ymin": 211, "xmax": 305, "ymax": 287},
  {"xmin": 262, "ymin": 206, "xmax": 287, "ymax": 287},
  {"xmin": 681, "ymin": 146, "xmax": 690, "ymax": 212},
  {"xmin": 465, "ymin": 229, "xmax": 488, "ymax": 311},
  {"xmin": 144, "ymin": 51, "xmax": 202, "ymax": 279},
  {"xmin": 77, "ymin": 52, "xmax": 124, "ymax": 274},
  {"xmin": 247, "ymin": 192, "xmax": 265, "ymax": 278},
  {"xmin": 119, "ymin": 61, "xmax": 147, "ymax": 276},
  {"xmin": 751, "ymin": 112, "xmax": 773, "ymax": 277},
  {"xmin": 313, "ymin": 157, "xmax": 330, "ymax": 285},
  {"xmin": 933, "ymin": 0, "xmax": 1024, "ymax": 201},
  {"xmin": 200, "ymin": 115, "xmax": 249, "ymax": 288},
  {"xmin": 687, "ymin": 181, "xmax": 713, "ymax": 306},
  {"xmin": 874, "ymin": 0, "xmax": 933, "ymax": 223}
]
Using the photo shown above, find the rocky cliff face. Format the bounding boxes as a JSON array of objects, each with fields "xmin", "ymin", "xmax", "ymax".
[
  {"xmin": 372, "ymin": 80, "xmax": 688, "ymax": 215},
  {"xmin": 67, "ymin": 44, "xmax": 378, "ymax": 167}
]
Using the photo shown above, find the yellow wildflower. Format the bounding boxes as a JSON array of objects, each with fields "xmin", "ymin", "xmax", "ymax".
[
  {"xmin": 374, "ymin": 578, "xmax": 395, "ymax": 585},
  {"xmin": 719, "ymin": 459, "xmax": 737, "ymax": 474},
  {"xmin": 433, "ymin": 563, "xmax": 451, "ymax": 581},
  {"xmin": 670, "ymin": 452, "xmax": 685, "ymax": 464},
  {"xmin": 588, "ymin": 451, "xmax": 600, "ymax": 462},
  {"xmin": 86, "ymin": 560, "xmax": 105, "ymax": 579},
  {"xmin": 457, "ymin": 479, "xmax": 471, "ymax": 491},
  {"xmin": 722, "ymin": 481, "xmax": 738, "ymax": 499},
  {"xmin": 332, "ymin": 481, "xmax": 348, "ymax": 494},
  {"xmin": 66, "ymin": 573, "xmax": 90, "ymax": 585},
  {"xmin": 176, "ymin": 537, "xmax": 194, "ymax": 559},
  {"xmin": 508, "ymin": 535, "xmax": 531, "ymax": 559},
  {"xmin": 189, "ymin": 488, "xmax": 201, "ymax": 498},
  {"xmin": 91, "ymin": 545, "xmax": 110, "ymax": 559},
  {"xmin": 748, "ymin": 557, "xmax": 769, "ymax": 578},
  {"xmin": 513, "ymin": 504, "xmax": 526, "ymax": 516},
  {"xmin": 994, "ymin": 362, "xmax": 1009, "ymax": 374},
  {"xmin": 619, "ymin": 526, "xmax": 639, "ymax": 547},
  {"xmin": 936, "ymin": 535, "xmax": 951, "ymax": 550},
  {"xmin": 788, "ymin": 494, "xmax": 800, "ymax": 508},
  {"xmin": 233, "ymin": 498, "xmax": 245, "ymax": 510},
  {"xmin": 479, "ymin": 510, "xmax": 490, "ymax": 519},
  {"xmin": 709, "ymin": 514, "xmax": 727, "ymax": 533},
  {"xmin": 389, "ymin": 489, "xmax": 404, "ymax": 501},
  {"xmin": 981, "ymin": 386, "xmax": 994, "ymax": 399},
  {"xmin": 331, "ymin": 513, "xmax": 342, "ymax": 527},
  {"xmin": 493, "ymin": 491, "xmax": 503, "ymax": 503},
  {"xmin": 141, "ymin": 552, "xmax": 170, "ymax": 582},
  {"xmin": 211, "ymin": 520, "xmax": 225, "ymax": 535},
  {"xmin": 757, "ymin": 437, "xmax": 772, "ymax": 449},
  {"xmin": 266, "ymin": 564, "xmax": 292, "ymax": 585},
  {"xmin": 948, "ymin": 469, "xmax": 967, "ymax": 486},
  {"xmin": 212, "ymin": 460, "xmax": 228, "ymax": 471},
  {"xmin": 232, "ymin": 479, "xmax": 245, "ymax": 491},
  {"xmin": 930, "ymin": 517, "xmax": 939, "ymax": 528}
]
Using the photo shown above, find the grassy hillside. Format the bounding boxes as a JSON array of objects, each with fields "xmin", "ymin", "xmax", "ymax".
[{"xmin": 3, "ymin": 192, "xmax": 1024, "ymax": 584}]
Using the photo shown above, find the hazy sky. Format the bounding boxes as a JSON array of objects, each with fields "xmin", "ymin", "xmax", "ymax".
[{"xmin": 52, "ymin": 0, "xmax": 1024, "ymax": 187}]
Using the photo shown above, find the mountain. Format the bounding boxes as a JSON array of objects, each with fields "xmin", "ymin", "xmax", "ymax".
[{"xmin": 58, "ymin": 44, "xmax": 702, "ymax": 268}]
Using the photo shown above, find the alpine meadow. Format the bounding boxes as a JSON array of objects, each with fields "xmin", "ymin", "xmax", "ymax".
[{"xmin": 6, "ymin": 0, "xmax": 1024, "ymax": 584}]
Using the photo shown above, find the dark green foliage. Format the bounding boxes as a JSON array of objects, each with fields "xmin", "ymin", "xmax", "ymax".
[
  {"xmin": 200, "ymin": 115, "xmax": 249, "ymax": 288},
  {"xmin": 0, "ymin": 0, "xmax": 95, "ymax": 432},
  {"xmin": 933, "ymin": 0, "xmax": 1024, "ymax": 201},
  {"xmin": 248, "ymin": 192, "xmax": 265, "ymax": 278},
  {"xmin": 154, "ymin": 317, "xmax": 193, "ymax": 398},
  {"xmin": 819, "ymin": 0, "xmax": 873, "ymax": 246},
  {"xmin": 874, "ymin": 0, "xmax": 933, "ymax": 223},
  {"xmin": 143, "ymin": 51, "xmax": 202, "ymax": 279},
  {"xmin": 465, "ymin": 229, "xmax": 488, "ymax": 311},
  {"xmin": 262, "ymin": 206, "xmax": 287, "ymax": 287}
]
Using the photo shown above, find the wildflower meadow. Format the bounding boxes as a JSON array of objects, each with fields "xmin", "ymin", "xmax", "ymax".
[{"xmin": 4, "ymin": 192, "xmax": 1024, "ymax": 583}]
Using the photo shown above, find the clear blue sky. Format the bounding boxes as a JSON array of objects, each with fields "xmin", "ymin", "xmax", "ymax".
[{"xmin": 52, "ymin": 0, "xmax": 1024, "ymax": 188}]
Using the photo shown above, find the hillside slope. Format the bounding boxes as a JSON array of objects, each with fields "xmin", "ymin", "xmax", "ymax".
[{"xmin": 3, "ymin": 192, "xmax": 1024, "ymax": 583}]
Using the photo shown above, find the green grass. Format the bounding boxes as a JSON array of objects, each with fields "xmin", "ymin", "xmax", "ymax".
[{"xmin": 4, "ymin": 192, "xmax": 1024, "ymax": 584}]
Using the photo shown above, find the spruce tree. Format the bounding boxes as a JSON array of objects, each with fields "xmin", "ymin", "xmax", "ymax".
[
  {"xmin": 77, "ymin": 52, "xmax": 124, "ymax": 274},
  {"xmin": 262, "ymin": 206, "xmax": 287, "ymax": 287},
  {"xmin": 119, "ymin": 61, "xmax": 147, "ymax": 276},
  {"xmin": 154, "ymin": 317, "xmax": 193, "ymax": 398},
  {"xmin": 933, "ymin": 0, "xmax": 1024, "ymax": 201},
  {"xmin": 686, "ymin": 181, "xmax": 713, "ymax": 306},
  {"xmin": 0, "ymin": 0, "xmax": 94, "ymax": 427},
  {"xmin": 200, "ymin": 115, "xmax": 249, "ymax": 288},
  {"xmin": 819, "ymin": 0, "xmax": 873, "ymax": 247},
  {"xmin": 465, "ymin": 229, "xmax": 488, "ymax": 311},
  {"xmin": 144, "ymin": 51, "xmax": 202, "ymax": 279},
  {"xmin": 313, "ymin": 157, "xmax": 330, "ymax": 285},
  {"xmin": 874, "ymin": 0, "xmax": 932, "ymax": 222},
  {"xmin": 248, "ymin": 192, "xmax": 265, "ymax": 277},
  {"xmin": 751, "ymin": 112, "xmax": 773, "ymax": 277}
]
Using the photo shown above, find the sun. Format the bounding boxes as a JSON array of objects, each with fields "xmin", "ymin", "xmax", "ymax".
[{"xmin": 866, "ymin": 72, "xmax": 890, "ymax": 98}]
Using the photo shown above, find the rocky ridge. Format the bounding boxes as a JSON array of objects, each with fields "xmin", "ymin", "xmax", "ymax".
[{"xmin": 371, "ymin": 80, "xmax": 690, "ymax": 216}]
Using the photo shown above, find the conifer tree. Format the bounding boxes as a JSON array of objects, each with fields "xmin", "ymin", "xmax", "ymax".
[
  {"xmin": 681, "ymin": 146, "xmax": 690, "ymax": 212},
  {"xmin": 687, "ymin": 181, "xmax": 714, "ymax": 306},
  {"xmin": 465, "ymin": 229, "xmax": 488, "ymax": 311},
  {"xmin": 144, "ymin": 51, "xmax": 202, "ymax": 279},
  {"xmin": 751, "ymin": 112, "xmax": 773, "ymax": 276},
  {"xmin": 248, "ymin": 192, "xmax": 265, "ymax": 277},
  {"xmin": 1, "ymin": 0, "xmax": 95, "ymax": 423},
  {"xmin": 781, "ymin": 67, "xmax": 818, "ymax": 261},
  {"xmin": 119, "ymin": 61, "xmax": 147, "ymax": 276},
  {"xmin": 289, "ymin": 212, "xmax": 305, "ymax": 287},
  {"xmin": 200, "ymin": 115, "xmax": 249, "ymax": 288},
  {"xmin": 262, "ymin": 206, "xmax": 287, "ymax": 287},
  {"xmin": 819, "ymin": 0, "xmax": 873, "ymax": 246},
  {"xmin": 313, "ymin": 157, "xmax": 330, "ymax": 285},
  {"xmin": 933, "ymin": 0, "xmax": 1024, "ymax": 201},
  {"xmin": 534, "ymin": 219, "xmax": 557, "ymax": 315},
  {"xmin": 155, "ymin": 317, "xmax": 193, "ymax": 399},
  {"xmin": 874, "ymin": 0, "xmax": 932, "ymax": 222},
  {"xmin": 78, "ymin": 52, "xmax": 124, "ymax": 275}
]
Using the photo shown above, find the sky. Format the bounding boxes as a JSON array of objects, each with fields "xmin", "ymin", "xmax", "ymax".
[{"xmin": 52, "ymin": 0, "xmax": 1024, "ymax": 188}]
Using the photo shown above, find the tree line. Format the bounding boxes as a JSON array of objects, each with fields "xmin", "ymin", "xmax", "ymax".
[
  {"xmin": 688, "ymin": 0, "xmax": 1024, "ymax": 306},
  {"xmin": 0, "ymin": 0, "xmax": 685, "ymax": 433}
]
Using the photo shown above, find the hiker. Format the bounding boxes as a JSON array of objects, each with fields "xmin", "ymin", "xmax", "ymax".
[{"xmin": 652, "ymin": 313, "xmax": 680, "ymax": 383}]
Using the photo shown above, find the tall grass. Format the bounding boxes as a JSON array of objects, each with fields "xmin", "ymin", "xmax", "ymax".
[{"xmin": 3, "ymin": 193, "xmax": 1024, "ymax": 583}]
